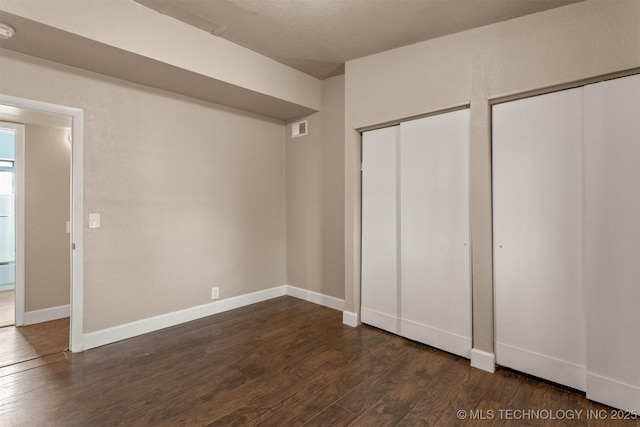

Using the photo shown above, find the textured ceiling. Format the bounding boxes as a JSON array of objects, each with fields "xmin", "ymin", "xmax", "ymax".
[{"xmin": 135, "ymin": 0, "xmax": 583, "ymax": 79}]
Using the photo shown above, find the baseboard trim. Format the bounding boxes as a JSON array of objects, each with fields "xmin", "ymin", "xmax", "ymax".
[
  {"xmin": 360, "ymin": 307, "xmax": 400, "ymax": 334},
  {"xmin": 496, "ymin": 342, "xmax": 586, "ymax": 391},
  {"xmin": 84, "ymin": 286, "xmax": 287, "ymax": 350},
  {"xmin": 471, "ymin": 348, "xmax": 496, "ymax": 373},
  {"xmin": 83, "ymin": 285, "xmax": 350, "ymax": 351},
  {"xmin": 0, "ymin": 283, "xmax": 15, "ymax": 292},
  {"xmin": 284, "ymin": 285, "xmax": 344, "ymax": 311},
  {"xmin": 24, "ymin": 304, "xmax": 70, "ymax": 325},
  {"xmin": 343, "ymin": 310, "xmax": 358, "ymax": 327},
  {"xmin": 401, "ymin": 318, "xmax": 471, "ymax": 359},
  {"xmin": 587, "ymin": 372, "xmax": 640, "ymax": 413}
]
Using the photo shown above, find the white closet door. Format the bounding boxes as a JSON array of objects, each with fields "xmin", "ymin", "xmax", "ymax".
[
  {"xmin": 400, "ymin": 109, "xmax": 471, "ymax": 358},
  {"xmin": 361, "ymin": 126, "xmax": 401, "ymax": 334},
  {"xmin": 493, "ymin": 88, "xmax": 587, "ymax": 390},
  {"xmin": 584, "ymin": 74, "xmax": 640, "ymax": 413}
]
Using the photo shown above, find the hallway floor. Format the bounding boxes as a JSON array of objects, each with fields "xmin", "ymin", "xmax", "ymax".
[
  {"xmin": 0, "ymin": 289, "xmax": 14, "ymax": 327},
  {"xmin": 0, "ymin": 317, "xmax": 69, "ymax": 372}
]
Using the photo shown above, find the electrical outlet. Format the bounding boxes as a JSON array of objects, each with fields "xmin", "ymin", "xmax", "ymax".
[{"xmin": 211, "ymin": 287, "xmax": 220, "ymax": 300}]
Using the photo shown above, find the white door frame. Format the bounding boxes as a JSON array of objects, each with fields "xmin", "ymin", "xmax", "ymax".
[{"xmin": 0, "ymin": 94, "xmax": 84, "ymax": 352}]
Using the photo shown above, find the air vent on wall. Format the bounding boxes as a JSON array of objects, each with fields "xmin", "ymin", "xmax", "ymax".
[{"xmin": 291, "ymin": 120, "xmax": 308, "ymax": 138}]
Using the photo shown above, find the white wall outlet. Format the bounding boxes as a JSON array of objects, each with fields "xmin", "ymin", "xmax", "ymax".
[{"xmin": 211, "ymin": 287, "xmax": 220, "ymax": 300}]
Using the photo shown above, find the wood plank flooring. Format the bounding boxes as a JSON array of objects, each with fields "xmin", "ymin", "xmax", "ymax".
[
  {"xmin": 0, "ymin": 317, "xmax": 69, "ymax": 368},
  {"xmin": 0, "ymin": 290, "xmax": 15, "ymax": 327},
  {"xmin": 0, "ymin": 296, "xmax": 637, "ymax": 426}
]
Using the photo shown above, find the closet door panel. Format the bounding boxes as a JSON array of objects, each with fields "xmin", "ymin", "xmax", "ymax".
[
  {"xmin": 361, "ymin": 126, "xmax": 401, "ymax": 334},
  {"xmin": 400, "ymin": 109, "xmax": 471, "ymax": 358},
  {"xmin": 493, "ymin": 88, "xmax": 586, "ymax": 390},
  {"xmin": 584, "ymin": 74, "xmax": 640, "ymax": 413}
]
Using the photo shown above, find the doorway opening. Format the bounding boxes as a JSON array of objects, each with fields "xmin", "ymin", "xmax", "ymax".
[
  {"xmin": 0, "ymin": 126, "xmax": 17, "ymax": 327},
  {"xmin": 0, "ymin": 95, "xmax": 84, "ymax": 352}
]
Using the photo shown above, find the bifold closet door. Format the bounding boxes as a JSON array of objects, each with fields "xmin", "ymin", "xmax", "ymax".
[
  {"xmin": 493, "ymin": 88, "xmax": 587, "ymax": 391},
  {"xmin": 361, "ymin": 109, "xmax": 471, "ymax": 358},
  {"xmin": 399, "ymin": 110, "xmax": 471, "ymax": 358},
  {"xmin": 361, "ymin": 126, "xmax": 401, "ymax": 334},
  {"xmin": 583, "ymin": 74, "xmax": 640, "ymax": 413}
]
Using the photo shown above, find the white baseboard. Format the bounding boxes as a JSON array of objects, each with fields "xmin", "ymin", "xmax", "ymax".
[
  {"xmin": 83, "ymin": 285, "xmax": 351, "ymax": 351},
  {"xmin": 0, "ymin": 283, "xmax": 15, "ymax": 292},
  {"xmin": 587, "ymin": 372, "xmax": 640, "ymax": 413},
  {"xmin": 401, "ymin": 318, "xmax": 471, "ymax": 359},
  {"xmin": 24, "ymin": 304, "xmax": 70, "ymax": 325},
  {"xmin": 360, "ymin": 307, "xmax": 400, "ymax": 334},
  {"xmin": 471, "ymin": 348, "xmax": 496, "ymax": 373},
  {"xmin": 284, "ymin": 285, "xmax": 344, "ymax": 311},
  {"xmin": 496, "ymin": 342, "xmax": 586, "ymax": 391},
  {"xmin": 343, "ymin": 310, "xmax": 358, "ymax": 327},
  {"xmin": 84, "ymin": 286, "xmax": 287, "ymax": 350}
]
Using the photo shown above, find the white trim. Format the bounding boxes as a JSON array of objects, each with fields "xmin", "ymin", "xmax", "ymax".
[
  {"xmin": 401, "ymin": 318, "xmax": 472, "ymax": 359},
  {"xmin": 83, "ymin": 286, "xmax": 287, "ymax": 350},
  {"xmin": 0, "ymin": 121, "xmax": 24, "ymax": 326},
  {"xmin": 70, "ymin": 109, "xmax": 84, "ymax": 352},
  {"xmin": 24, "ymin": 304, "xmax": 70, "ymax": 325},
  {"xmin": 471, "ymin": 348, "xmax": 496, "ymax": 373},
  {"xmin": 284, "ymin": 285, "xmax": 344, "ymax": 311},
  {"xmin": 343, "ymin": 310, "xmax": 359, "ymax": 327},
  {"xmin": 83, "ymin": 286, "xmax": 351, "ymax": 350},
  {"xmin": 360, "ymin": 307, "xmax": 400, "ymax": 334},
  {"xmin": 496, "ymin": 342, "xmax": 587, "ymax": 391},
  {"xmin": 0, "ymin": 94, "xmax": 84, "ymax": 352},
  {"xmin": 587, "ymin": 373, "xmax": 640, "ymax": 414},
  {"xmin": 0, "ymin": 283, "xmax": 15, "ymax": 292}
]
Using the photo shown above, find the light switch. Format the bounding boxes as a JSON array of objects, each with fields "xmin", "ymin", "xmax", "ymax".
[
  {"xmin": 89, "ymin": 213, "xmax": 100, "ymax": 229},
  {"xmin": 66, "ymin": 221, "xmax": 71, "ymax": 234}
]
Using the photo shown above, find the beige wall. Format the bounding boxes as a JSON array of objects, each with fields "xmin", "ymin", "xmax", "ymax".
[
  {"xmin": 286, "ymin": 75, "xmax": 345, "ymax": 298},
  {"xmin": 0, "ymin": 49, "xmax": 287, "ymax": 332},
  {"xmin": 24, "ymin": 124, "xmax": 71, "ymax": 311},
  {"xmin": 344, "ymin": 0, "xmax": 640, "ymax": 352}
]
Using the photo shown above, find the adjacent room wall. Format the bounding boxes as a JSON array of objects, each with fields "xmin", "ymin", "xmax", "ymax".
[
  {"xmin": 0, "ymin": 48, "xmax": 287, "ymax": 333},
  {"xmin": 344, "ymin": 0, "xmax": 640, "ymax": 354},
  {"xmin": 286, "ymin": 75, "xmax": 345, "ymax": 299},
  {"xmin": 24, "ymin": 124, "xmax": 71, "ymax": 312}
]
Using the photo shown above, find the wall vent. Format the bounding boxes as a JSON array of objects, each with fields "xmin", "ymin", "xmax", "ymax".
[{"xmin": 291, "ymin": 120, "xmax": 308, "ymax": 138}]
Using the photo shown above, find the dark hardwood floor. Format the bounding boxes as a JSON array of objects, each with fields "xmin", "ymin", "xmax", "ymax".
[{"xmin": 0, "ymin": 296, "xmax": 637, "ymax": 426}]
